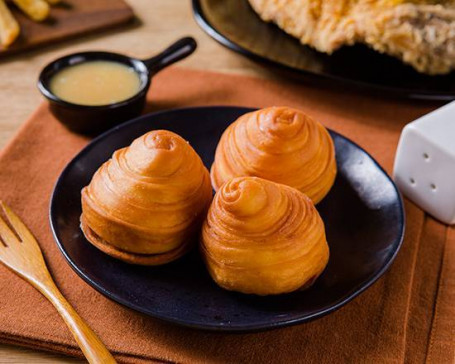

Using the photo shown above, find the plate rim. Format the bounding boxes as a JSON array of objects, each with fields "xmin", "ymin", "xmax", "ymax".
[
  {"xmin": 192, "ymin": 0, "xmax": 455, "ymax": 101},
  {"xmin": 49, "ymin": 105, "xmax": 406, "ymax": 332}
]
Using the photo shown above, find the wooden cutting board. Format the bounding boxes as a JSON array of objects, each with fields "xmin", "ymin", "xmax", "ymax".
[{"xmin": 0, "ymin": 0, "xmax": 134, "ymax": 57}]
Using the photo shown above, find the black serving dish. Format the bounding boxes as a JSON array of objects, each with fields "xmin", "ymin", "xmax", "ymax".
[
  {"xmin": 50, "ymin": 106, "xmax": 405, "ymax": 332},
  {"xmin": 38, "ymin": 37, "xmax": 197, "ymax": 135},
  {"xmin": 193, "ymin": 0, "xmax": 455, "ymax": 100}
]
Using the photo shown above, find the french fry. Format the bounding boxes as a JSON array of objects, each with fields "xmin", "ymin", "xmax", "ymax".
[
  {"xmin": 12, "ymin": 0, "xmax": 49, "ymax": 22},
  {"xmin": 0, "ymin": 0, "xmax": 19, "ymax": 47}
]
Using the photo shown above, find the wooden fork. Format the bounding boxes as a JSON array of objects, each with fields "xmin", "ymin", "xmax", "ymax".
[{"xmin": 0, "ymin": 201, "xmax": 116, "ymax": 364}]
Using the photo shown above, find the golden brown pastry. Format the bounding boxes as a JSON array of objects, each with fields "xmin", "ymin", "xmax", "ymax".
[
  {"xmin": 201, "ymin": 177, "xmax": 329, "ymax": 295},
  {"xmin": 81, "ymin": 130, "xmax": 212, "ymax": 265},
  {"xmin": 248, "ymin": 0, "xmax": 455, "ymax": 75},
  {"xmin": 211, "ymin": 106, "xmax": 336, "ymax": 204}
]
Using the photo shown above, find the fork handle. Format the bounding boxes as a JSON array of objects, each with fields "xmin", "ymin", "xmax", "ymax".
[{"xmin": 35, "ymin": 279, "xmax": 117, "ymax": 364}]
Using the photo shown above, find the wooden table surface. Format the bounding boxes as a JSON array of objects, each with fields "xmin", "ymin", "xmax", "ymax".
[{"xmin": 0, "ymin": 0, "xmax": 273, "ymax": 362}]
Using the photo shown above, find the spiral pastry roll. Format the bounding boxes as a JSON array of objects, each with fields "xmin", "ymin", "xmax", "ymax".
[
  {"xmin": 211, "ymin": 106, "xmax": 337, "ymax": 204},
  {"xmin": 81, "ymin": 130, "xmax": 212, "ymax": 265},
  {"xmin": 201, "ymin": 177, "xmax": 329, "ymax": 295}
]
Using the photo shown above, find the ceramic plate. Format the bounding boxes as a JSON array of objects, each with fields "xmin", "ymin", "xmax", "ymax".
[
  {"xmin": 193, "ymin": 0, "xmax": 455, "ymax": 100},
  {"xmin": 50, "ymin": 106, "xmax": 405, "ymax": 332}
]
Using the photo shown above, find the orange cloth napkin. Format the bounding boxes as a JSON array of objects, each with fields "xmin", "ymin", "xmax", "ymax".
[{"xmin": 0, "ymin": 68, "xmax": 454, "ymax": 363}]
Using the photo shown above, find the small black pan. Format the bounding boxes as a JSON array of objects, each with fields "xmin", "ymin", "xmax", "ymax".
[{"xmin": 38, "ymin": 37, "xmax": 197, "ymax": 135}]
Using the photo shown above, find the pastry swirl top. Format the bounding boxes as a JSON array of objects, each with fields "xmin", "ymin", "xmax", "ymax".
[
  {"xmin": 201, "ymin": 176, "xmax": 329, "ymax": 295},
  {"xmin": 211, "ymin": 106, "xmax": 337, "ymax": 203},
  {"xmin": 81, "ymin": 130, "xmax": 212, "ymax": 259}
]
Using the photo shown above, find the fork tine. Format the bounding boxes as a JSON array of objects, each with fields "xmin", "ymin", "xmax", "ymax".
[
  {"xmin": 0, "ymin": 201, "xmax": 36, "ymax": 245},
  {"xmin": 0, "ymin": 211, "xmax": 20, "ymax": 247}
]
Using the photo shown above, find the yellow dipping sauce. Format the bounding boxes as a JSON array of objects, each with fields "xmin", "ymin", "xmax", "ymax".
[{"xmin": 50, "ymin": 61, "xmax": 142, "ymax": 106}]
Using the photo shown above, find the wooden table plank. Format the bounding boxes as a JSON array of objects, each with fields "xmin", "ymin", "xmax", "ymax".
[
  {"xmin": 0, "ymin": 0, "xmax": 270, "ymax": 362},
  {"xmin": 0, "ymin": 344, "xmax": 81, "ymax": 363}
]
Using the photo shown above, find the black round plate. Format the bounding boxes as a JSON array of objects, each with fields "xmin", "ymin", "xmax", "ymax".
[
  {"xmin": 50, "ymin": 106, "xmax": 405, "ymax": 332},
  {"xmin": 193, "ymin": 0, "xmax": 455, "ymax": 100}
]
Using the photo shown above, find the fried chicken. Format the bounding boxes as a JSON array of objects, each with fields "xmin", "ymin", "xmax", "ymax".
[{"xmin": 248, "ymin": 0, "xmax": 455, "ymax": 74}]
